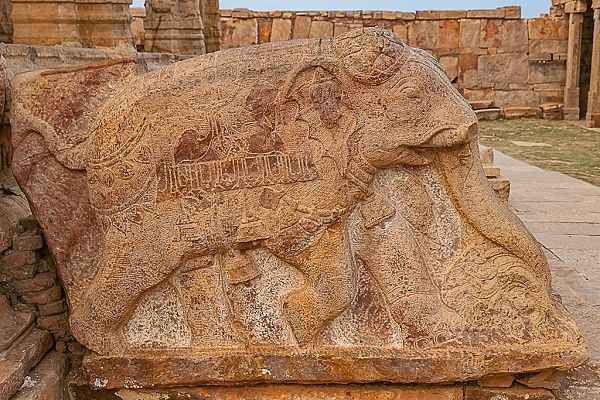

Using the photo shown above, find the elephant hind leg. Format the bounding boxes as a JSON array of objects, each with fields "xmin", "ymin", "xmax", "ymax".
[
  {"xmin": 70, "ymin": 222, "xmax": 185, "ymax": 355},
  {"xmin": 273, "ymin": 221, "xmax": 357, "ymax": 348}
]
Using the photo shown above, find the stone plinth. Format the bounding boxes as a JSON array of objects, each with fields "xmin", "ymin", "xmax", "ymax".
[
  {"xmin": 10, "ymin": 0, "xmax": 135, "ymax": 48},
  {"xmin": 144, "ymin": 0, "xmax": 206, "ymax": 55},
  {"xmin": 83, "ymin": 346, "xmax": 586, "ymax": 389},
  {"xmin": 9, "ymin": 28, "xmax": 588, "ymax": 391}
]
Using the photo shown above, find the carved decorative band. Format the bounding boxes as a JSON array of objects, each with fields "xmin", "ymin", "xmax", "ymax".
[{"xmin": 157, "ymin": 151, "xmax": 319, "ymax": 196}]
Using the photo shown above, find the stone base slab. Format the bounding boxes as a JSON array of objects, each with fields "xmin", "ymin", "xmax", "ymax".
[
  {"xmin": 83, "ymin": 344, "xmax": 588, "ymax": 389},
  {"xmin": 67, "ymin": 381, "xmax": 560, "ymax": 400},
  {"xmin": 70, "ymin": 384, "xmax": 465, "ymax": 399}
]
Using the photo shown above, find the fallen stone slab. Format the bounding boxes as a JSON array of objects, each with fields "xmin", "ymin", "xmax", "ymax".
[
  {"xmin": 541, "ymin": 103, "xmax": 564, "ymax": 120},
  {"xmin": 0, "ymin": 294, "xmax": 34, "ymax": 351},
  {"xmin": 0, "ymin": 329, "xmax": 53, "ymax": 400},
  {"xmin": 11, "ymin": 351, "xmax": 68, "ymax": 400}
]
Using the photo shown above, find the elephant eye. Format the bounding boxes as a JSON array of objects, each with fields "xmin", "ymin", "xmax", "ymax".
[{"xmin": 401, "ymin": 86, "xmax": 420, "ymax": 99}]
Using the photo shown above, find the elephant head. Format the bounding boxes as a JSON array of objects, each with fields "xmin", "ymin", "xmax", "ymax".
[
  {"xmin": 328, "ymin": 29, "xmax": 477, "ymax": 169},
  {"xmin": 332, "ymin": 28, "xmax": 551, "ymax": 290}
]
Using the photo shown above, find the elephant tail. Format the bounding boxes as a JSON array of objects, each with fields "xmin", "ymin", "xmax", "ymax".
[
  {"xmin": 9, "ymin": 59, "xmax": 150, "ymax": 317},
  {"xmin": 10, "ymin": 58, "xmax": 148, "ymax": 171}
]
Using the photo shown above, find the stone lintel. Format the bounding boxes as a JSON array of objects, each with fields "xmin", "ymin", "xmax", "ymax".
[{"xmin": 415, "ymin": 10, "xmax": 467, "ymax": 20}]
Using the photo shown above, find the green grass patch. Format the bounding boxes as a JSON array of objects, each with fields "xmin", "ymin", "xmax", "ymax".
[{"xmin": 478, "ymin": 119, "xmax": 600, "ymax": 187}]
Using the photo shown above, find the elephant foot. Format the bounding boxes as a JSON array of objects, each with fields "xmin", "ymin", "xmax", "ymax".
[
  {"xmin": 283, "ymin": 290, "xmax": 324, "ymax": 348},
  {"xmin": 70, "ymin": 309, "xmax": 126, "ymax": 355}
]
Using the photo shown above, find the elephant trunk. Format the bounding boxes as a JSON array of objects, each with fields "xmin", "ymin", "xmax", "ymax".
[{"xmin": 434, "ymin": 141, "xmax": 552, "ymax": 292}]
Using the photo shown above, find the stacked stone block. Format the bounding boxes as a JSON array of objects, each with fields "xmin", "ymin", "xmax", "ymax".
[
  {"xmin": 214, "ymin": 7, "xmax": 570, "ymax": 116},
  {"xmin": 10, "ymin": 0, "xmax": 134, "ymax": 47},
  {"xmin": 0, "ymin": 216, "xmax": 70, "ymax": 341}
]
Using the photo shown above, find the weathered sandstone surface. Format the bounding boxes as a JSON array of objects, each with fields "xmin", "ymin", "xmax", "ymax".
[{"xmin": 9, "ymin": 28, "xmax": 588, "ymax": 389}]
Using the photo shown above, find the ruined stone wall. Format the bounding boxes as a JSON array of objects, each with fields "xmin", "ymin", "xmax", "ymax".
[
  {"xmin": 215, "ymin": 7, "xmax": 569, "ymax": 113},
  {"xmin": 0, "ymin": 175, "xmax": 70, "ymax": 344}
]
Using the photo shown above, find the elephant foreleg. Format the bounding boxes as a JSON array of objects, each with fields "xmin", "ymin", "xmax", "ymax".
[{"xmin": 274, "ymin": 221, "xmax": 357, "ymax": 348}]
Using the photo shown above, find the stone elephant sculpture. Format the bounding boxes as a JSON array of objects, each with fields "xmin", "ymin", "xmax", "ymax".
[{"xmin": 10, "ymin": 28, "xmax": 552, "ymax": 356}]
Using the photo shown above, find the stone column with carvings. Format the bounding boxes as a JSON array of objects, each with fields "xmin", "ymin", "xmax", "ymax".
[
  {"xmin": 200, "ymin": 0, "xmax": 221, "ymax": 53},
  {"xmin": 10, "ymin": 0, "xmax": 134, "ymax": 47},
  {"xmin": 144, "ymin": 0, "xmax": 206, "ymax": 55},
  {"xmin": 586, "ymin": 0, "xmax": 600, "ymax": 127},
  {"xmin": 199, "ymin": 0, "xmax": 221, "ymax": 52},
  {"xmin": 564, "ymin": 0, "xmax": 588, "ymax": 120}
]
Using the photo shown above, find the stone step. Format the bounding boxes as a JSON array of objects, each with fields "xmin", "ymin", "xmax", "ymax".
[
  {"xmin": 488, "ymin": 176, "xmax": 511, "ymax": 202},
  {"xmin": 476, "ymin": 108, "xmax": 501, "ymax": 120},
  {"xmin": 470, "ymin": 100, "xmax": 495, "ymax": 110},
  {"xmin": 483, "ymin": 164, "xmax": 501, "ymax": 178},
  {"xmin": 0, "ymin": 329, "xmax": 52, "ymax": 400},
  {"xmin": 502, "ymin": 106, "xmax": 542, "ymax": 118}
]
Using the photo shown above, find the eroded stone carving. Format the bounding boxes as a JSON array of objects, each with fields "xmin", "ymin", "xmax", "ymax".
[{"xmin": 9, "ymin": 28, "xmax": 588, "ymax": 388}]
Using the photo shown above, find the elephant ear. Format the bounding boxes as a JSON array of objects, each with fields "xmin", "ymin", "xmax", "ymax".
[{"xmin": 10, "ymin": 58, "xmax": 148, "ymax": 170}]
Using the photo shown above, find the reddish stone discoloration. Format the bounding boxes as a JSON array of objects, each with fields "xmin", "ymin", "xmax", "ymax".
[{"xmin": 9, "ymin": 28, "xmax": 588, "ymax": 389}]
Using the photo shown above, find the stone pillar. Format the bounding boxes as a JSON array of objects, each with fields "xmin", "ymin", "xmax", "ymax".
[
  {"xmin": 10, "ymin": 0, "xmax": 134, "ymax": 47},
  {"xmin": 144, "ymin": 0, "xmax": 206, "ymax": 55},
  {"xmin": 564, "ymin": 3, "xmax": 587, "ymax": 120},
  {"xmin": 586, "ymin": 1, "xmax": 600, "ymax": 127},
  {"xmin": 199, "ymin": 0, "xmax": 221, "ymax": 52},
  {"xmin": 0, "ymin": 0, "xmax": 11, "ymax": 43}
]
